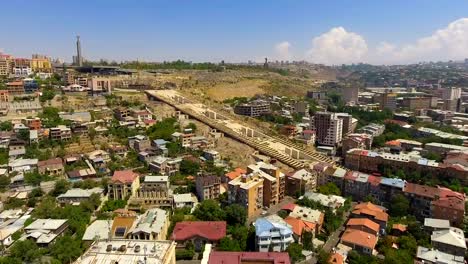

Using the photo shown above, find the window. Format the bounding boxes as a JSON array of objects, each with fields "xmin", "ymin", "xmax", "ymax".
[{"xmin": 114, "ymin": 227, "xmax": 126, "ymax": 237}]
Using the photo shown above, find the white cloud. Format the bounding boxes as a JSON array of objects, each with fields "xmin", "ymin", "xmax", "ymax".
[
  {"xmin": 306, "ymin": 27, "xmax": 368, "ymax": 65},
  {"xmin": 380, "ymin": 18, "xmax": 468, "ymax": 63},
  {"xmin": 274, "ymin": 41, "xmax": 292, "ymax": 61}
]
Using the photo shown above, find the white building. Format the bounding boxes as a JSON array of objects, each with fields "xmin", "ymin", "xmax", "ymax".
[
  {"xmin": 254, "ymin": 217, "xmax": 294, "ymax": 252},
  {"xmin": 173, "ymin": 193, "xmax": 198, "ymax": 210},
  {"xmin": 442, "ymin": 87, "xmax": 462, "ymax": 100}
]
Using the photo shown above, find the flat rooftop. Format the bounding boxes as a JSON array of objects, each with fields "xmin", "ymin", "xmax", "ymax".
[{"xmin": 74, "ymin": 239, "xmax": 175, "ymax": 264}]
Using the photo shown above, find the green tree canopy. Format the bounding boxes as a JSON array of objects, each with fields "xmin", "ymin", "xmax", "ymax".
[{"xmin": 193, "ymin": 199, "xmax": 226, "ymax": 221}]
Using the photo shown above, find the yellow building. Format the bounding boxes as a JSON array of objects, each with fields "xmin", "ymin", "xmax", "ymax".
[
  {"xmin": 108, "ymin": 170, "xmax": 140, "ymax": 200},
  {"xmin": 228, "ymin": 173, "xmax": 264, "ymax": 219},
  {"xmin": 31, "ymin": 54, "xmax": 52, "ymax": 73},
  {"xmin": 0, "ymin": 54, "xmax": 13, "ymax": 76}
]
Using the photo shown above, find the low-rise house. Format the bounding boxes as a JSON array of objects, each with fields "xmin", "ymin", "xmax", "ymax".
[
  {"xmin": 0, "ymin": 212, "xmax": 31, "ymax": 246},
  {"xmin": 111, "ymin": 211, "xmax": 137, "ymax": 239},
  {"xmin": 340, "ymin": 228, "xmax": 377, "ymax": 255},
  {"xmin": 149, "ymin": 156, "xmax": 182, "ymax": 176},
  {"xmin": 152, "ymin": 139, "xmax": 169, "ymax": 156},
  {"xmin": 24, "ymin": 219, "xmax": 69, "ymax": 246},
  {"xmin": 132, "ymin": 109, "xmax": 153, "ymax": 123},
  {"xmin": 195, "ymin": 175, "xmax": 221, "ymax": 201},
  {"xmin": 82, "ymin": 220, "xmax": 113, "ymax": 242},
  {"xmin": 108, "ymin": 170, "xmax": 140, "ymax": 200},
  {"xmin": 302, "ymin": 192, "xmax": 346, "ymax": 213},
  {"xmin": 346, "ymin": 218, "xmax": 379, "ymax": 236},
  {"xmin": 108, "ymin": 145, "xmax": 128, "ymax": 158},
  {"xmin": 173, "ymin": 193, "xmax": 198, "ymax": 209},
  {"xmin": 8, "ymin": 158, "xmax": 38, "ymax": 173},
  {"xmin": 431, "ymin": 227, "xmax": 467, "ymax": 257},
  {"xmin": 49, "ymin": 125, "xmax": 72, "ymax": 141},
  {"xmin": 138, "ymin": 150, "xmax": 157, "ymax": 163},
  {"xmin": 87, "ymin": 150, "xmax": 110, "ymax": 163},
  {"xmin": 416, "ymin": 246, "xmax": 465, "ymax": 264},
  {"xmin": 37, "ymin": 158, "xmax": 64, "ymax": 176},
  {"xmin": 127, "ymin": 208, "xmax": 169, "ymax": 240},
  {"xmin": 57, "ymin": 188, "xmax": 103, "ymax": 205},
  {"xmin": 254, "ymin": 217, "xmax": 294, "ymax": 252},
  {"xmin": 202, "ymin": 149, "xmax": 220, "ymax": 162},
  {"xmin": 224, "ymin": 167, "xmax": 246, "ymax": 183},
  {"xmin": 128, "ymin": 135, "xmax": 151, "ymax": 152},
  {"xmin": 351, "ymin": 202, "xmax": 388, "ymax": 234},
  {"xmin": 424, "ymin": 218, "xmax": 451, "ymax": 233},
  {"xmin": 171, "ymin": 221, "xmax": 227, "ymax": 251}
]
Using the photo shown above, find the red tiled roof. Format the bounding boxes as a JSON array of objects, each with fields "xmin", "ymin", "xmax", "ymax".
[
  {"xmin": 281, "ymin": 203, "xmax": 297, "ymax": 212},
  {"xmin": 171, "ymin": 221, "xmax": 226, "ymax": 241},
  {"xmin": 392, "ymin": 224, "xmax": 407, "ymax": 232},
  {"xmin": 37, "ymin": 158, "xmax": 63, "ymax": 167},
  {"xmin": 329, "ymin": 253, "xmax": 344, "ymax": 264},
  {"xmin": 225, "ymin": 168, "xmax": 246, "ymax": 181},
  {"xmin": 341, "ymin": 228, "xmax": 377, "ymax": 249},
  {"xmin": 385, "ymin": 140, "xmax": 401, "ymax": 147},
  {"xmin": 284, "ymin": 216, "xmax": 316, "ymax": 236},
  {"xmin": 353, "ymin": 202, "xmax": 389, "ymax": 222},
  {"xmin": 111, "ymin": 170, "xmax": 139, "ymax": 183},
  {"xmin": 347, "ymin": 218, "xmax": 380, "ymax": 234},
  {"xmin": 208, "ymin": 251, "xmax": 291, "ymax": 264},
  {"xmin": 404, "ymin": 183, "xmax": 438, "ymax": 199},
  {"xmin": 367, "ymin": 175, "xmax": 382, "ymax": 186}
]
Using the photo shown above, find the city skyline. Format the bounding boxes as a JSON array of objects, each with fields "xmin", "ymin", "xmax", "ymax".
[{"xmin": 1, "ymin": 1, "xmax": 468, "ymax": 65}]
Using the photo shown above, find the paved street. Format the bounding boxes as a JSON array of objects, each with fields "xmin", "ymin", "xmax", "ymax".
[{"xmin": 248, "ymin": 196, "xmax": 295, "ymax": 224}]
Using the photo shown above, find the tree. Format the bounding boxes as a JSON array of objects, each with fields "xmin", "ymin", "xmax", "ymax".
[
  {"xmin": 179, "ymin": 159, "xmax": 200, "ymax": 176},
  {"xmin": 50, "ymin": 235, "xmax": 83, "ymax": 263},
  {"xmin": 146, "ymin": 118, "xmax": 176, "ymax": 141},
  {"xmin": 193, "ymin": 200, "xmax": 226, "ymax": 221},
  {"xmin": 317, "ymin": 249, "xmax": 331, "ymax": 264},
  {"xmin": 185, "ymin": 122, "xmax": 197, "ymax": 132},
  {"xmin": 51, "ymin": 179, "xmax": 71, "ymax": 197},
  {"xmin": 389, "ymin": 194, "xmax": 410, "ymax": 217},
  {"xmin": 287, "ymin": 243, "xmax": 304, "ymax": 263},
  {"xmin": 17, "ymin": 129, "xmax": 30, "ymax": 142},
  {"xmin": 225, "ymin": 204, "xmax": 246, "ymax": 226},
  {"xmin": 318, "ymin": 182, "xmax": 341, "ymax": 196},
  {"xmin": 0, "ymin": 176, "xmax": 9, "ymax": 191},
  {"xmin": 347, "ymin": 250, "xmax": 380, "ymax": 264},
  {"xmin": 9, "ymin": 240, "xmax": 41, "ymax": 262},
  {"xmin": 101, "ymin": 199, "xmax": 127, "ymax": 212},
  {"xmin": 302, "ymin": 230, "xmax": 314, "ymax": 250},
  {"xmin": 218, "ymin": 237, "xmax": 241, "ymax": 251},
  {"xmin": 0, "ymin": 121, "xmax": 12, "ymax": 131}
]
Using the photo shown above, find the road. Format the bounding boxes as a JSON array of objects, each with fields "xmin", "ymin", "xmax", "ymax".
[{"xmin": 248, "ymin": 196, "xmax": 295, "ymax": 224}]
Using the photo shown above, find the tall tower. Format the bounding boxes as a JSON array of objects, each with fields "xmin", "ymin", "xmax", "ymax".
[{"xmin": 76, "ymin": 35, "xmax": 83, "ymax": 66}]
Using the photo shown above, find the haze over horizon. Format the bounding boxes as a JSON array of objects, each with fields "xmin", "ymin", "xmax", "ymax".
[{"xmin": 2, "ymin": 1, "xmax": 468, "ymax": 65}]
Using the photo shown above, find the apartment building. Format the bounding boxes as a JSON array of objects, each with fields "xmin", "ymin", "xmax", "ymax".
[
  {"xmin": 108, "ymin": 170, "xmax": 140, "ymax": 200},
  {"xmin": 6, "ymin": 81, "xmax": 25, "ymax": 95},
  {"xmin": 228, "ymin": 172, "xmax": 264, "ymax": 218},
  {"xmin": 424, "ymin": 142, "xmax": 468, "ymax": 155},
  {"xmin": 234, "ymin": 101, "xmax": 270, "ymax": 117},
  {"xmin": 254, "ymin": 217, "xmax": 294, "ymax": 252},
  {"xmin": 31, "ymin": 54, "xmax": 52, "ymax": 73},
  {"xmin": 195, "ymin": 175, "xmax": 221, "ymax": 201},
  {"xmin": 285, "ymin": 169, "xmax": 317, "ymax": 196},
  {"xmin": 401, "ymin": 96, "xmax": 432, "ymax": 110},
  {"xmin": 228, "ymin": 162, "xmax": 285, "ymax": 218},
  {"xmin": 378, "ymin": 92, "xmax": 397, "ymax": 111},
  {"xmin": 344, "ymin": 148, "xmax": 468, "ymax": 185},
  {"xmin": 24, "ymin": 117, "xmax": 41, "ymax": 130},
  {"xmin": 313, "ymin": 112, "xmax": 343, "ymax": 146},
  {"xmin": 336, "ymin": 113, "xmax": 355, "ymax": 136},
  {"xmin": 342, "ymin": 133, "xmax": 372, "ymax": 153},
  {"xmin": 50, "ymin": 125, "xmax": 72, "ymax": 141},
  {"xmin": 404, "ymin": 183, "xmax": 465, "ymax": 227},
  {"xmin": 431, "ymin": 227, "xmax": 467, "ymax": 257}
]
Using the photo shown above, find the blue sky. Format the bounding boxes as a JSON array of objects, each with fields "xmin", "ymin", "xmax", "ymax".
[{"xmin": 2, "ymin": 1, "xmax": 468, "ymax": 64}]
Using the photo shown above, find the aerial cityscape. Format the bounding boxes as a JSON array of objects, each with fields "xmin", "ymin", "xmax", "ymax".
[{"xmin": 1, "ymin": 1, "xmax": 468, "ymax": 264}]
